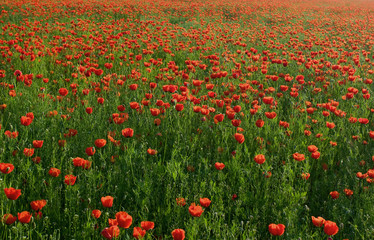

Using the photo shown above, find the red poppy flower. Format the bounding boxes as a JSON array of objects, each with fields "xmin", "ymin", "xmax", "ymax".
[
  {"xmin": 94, "ymin": 69, "xmax": 103, "ymax": 76},
  {"xmin": 3, "ymin": 214, "xmax": 17, "ymax": 225},
  {"xmin": 104, "ymin": 63, "xmax": 113, "ymax": 69},
  {"xmin": 14, "ymin": 70, "xmax": 22, "ymax": 76},
  {"xmin": 175, "ymin": 104, "xmax": 184, "ymax": 111},
  {"xmin": 150, "ymin": 108, "xmax": 160, "ymax": 116},
  {"xmin": 154, "ymin": 119, "xmax": 161, "ymax": 126},
  {"xmin": 147, "ymin": 148, "xmax": 157, "ymax": 155},
  {"xmin": 86, "ymin": 147, "xmax": 96, "ymax": 156},
  {"xmin": 358, "ymin": 118, "xmax": 369, "ymax": 124},
  {"xmin": 214, "ymin": 114, "xmax": 224, "ymax": 123},
  {"xmin": 330, "ymin": 191, "xmax": 339, "ymax": 199},
  {"xmin": 176, "ymin": 198, "xmax": 186, "ymax": 206},
  {"xmin": 256, "ymin": 119, "xmax": 265, "ymax": 128},
  {"xmin": 344, "ymin": 189, "xmax": 353, "ymax": 197},
  {"xmin": 92, "ymin": 209, "xmax": 101, "ymax": 219},
  {"xmin": 20, "ymin": 116, "xmax": 32, "ymax": 126},
  {"xmin": 231, "ymin": 119, "xmax": 241, "ymax": 127},
  {"xmin": 122, "ymin": 128, "xmax": 134, "ymax": 138},
  {"xmin": 133, "ymin": 227, "xmax": 146, "ymax": 239},
  {"xmin": 141, "ymin": 221, "xmax": 155, "ymax": 231},
  {"xmin": 293, "ymin": 153, "xmax": 305, "ymax": 161},
  {"xmin": 101, "ymin": 196, "xmax": 114, "ymax": 208},
  {"xmin": 116, "ymin": 211, "xmax": 133, "ymax": 228},
  {"xmin": 199, "ymin": 198, "xmax": 211, "ymax": 208},
  {"xmin": 4, "ymin": 131, "xmax": 19, "ymax": 139},
  {"xmin": 326, "ymin": 121, "xmax": 335, "ymax": 129},
  {"xmin": 64, "ymin": 175, "xmax": 77, "ymax": 185},
  {"xmin": 108, "ymin": 218, "xmax": 118, "ymax": 226},
  {"xmin": 82, "ymin": 160, "xmax": 92, "ymax": 169},
  {"xmin": 97, "ymin": 97, "xmax": 105, "ymax": 105},
  {"xmin": 268, "ymin": 223, "xmax": 285, "ymax": 236},
  {"xmin": 324, "ymin": 220, "xmax": 339, "ymax": 236},
  {"xmin": 94, "ymin": 139, "xmax": 106, "ymax": 148},
  {"xmin": 26, "ymin": 112, "xmax": 34, "ymax": 120},
  {"xmin": 215, "ymin": 162, "xmax": 225, "ymax": 170},
  {"xmin": 32, "ymin": 140, "xmax": 44, "ymax": 148},
  {"xmin": 368, "ymin": 169, "xmax": 374, "ymax": 178},
  {"xmin": 301, "ymin": 173, "xmax": 310, "ymax": 180},
  {"xmin": 311, "ymin": 216, "xmax": 325, "ymax": 227},
  {"xmin": 86, "ymin": 107, "xmax": 93, "ymax": 114},
  {"xmin": 48, "ymin": 168, "xmax": 61, "ymax": 177},
  {"xmin": 307, "ymin": 145, "xmax": 318, "ymax": 153},
  {"xmin": 311, "ymin": 151, "xmax": 320, "ymax": 159},
  {"xmin": 130, "ymin": 102, "xmax": 140, "ymax": 110},
  {"xmin": 234, "ymin": 133, "xmax": 245, "ymax": 144},
  {"xmin": 18, "ymin": 211, "xmax": 32, "ymax": 224},
  {"xmin": 58, "ymin": 88, "xmax": 68, "ymax": 96},
  {"xmin": 129, "ymin": 84, "xmax": 138, "ymax": 91},
  {"xmin": 369, "ymin": 131, "xmax": 374, "ymax": 139},
  {"xmin": 0, "ymin": 163, "xmax": 14, "ymax": 174},
  {"xmin": 254, "ymin": 154, "xmax": 266, "ymax": 164},
  {"xmin": 73, "ymin": 157, "xmax": 85, "ymax": 167},
  {"xmin": 23, "ymin": 148, "xmax": 35, "ymax": 157},
  {"xmin": 265, "ymin": 112, "xmax": 277, "ymax": 119},
  {"xmin": 188, "ymin": 203, "xmax": 203, "ymax": 217},
  {"xmin": 172, "ymin": 229, "xmax": 185, "ymax": 240},
  {"xmin": 30, "ymin": 200, "xmax": 47, "ymax": 211},
  {"xmin": 262, "ymin": 97, "xmax": 274, "ymax": 105},
  {"xmin": 101, "ymin": 226, "xmax": 120, "ymax": 240},
  {"xmin": 117, "ymin": 105, "xmax": 126, "ymax": 112},
  {"xmin": 4, "ymin": 187, "xmax": 21, "ymax": 200}
]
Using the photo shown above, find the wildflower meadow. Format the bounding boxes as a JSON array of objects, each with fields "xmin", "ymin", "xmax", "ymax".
[{"xmin": 0, "ymin": 0, "xmax": 374, "ymax": 239}]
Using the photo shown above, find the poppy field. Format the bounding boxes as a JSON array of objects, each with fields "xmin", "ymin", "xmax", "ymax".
[{"xmin": 1, "ymin": 0, "xmax": 374, "ymax": 239}]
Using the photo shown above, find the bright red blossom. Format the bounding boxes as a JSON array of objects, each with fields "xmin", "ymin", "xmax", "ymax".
[
  {"xmin": 64, "ymin": 175, "xmax": 77, "ymax": 185},
  {"xmin": 116, "ymin": 211, "xmax": 133, "ymax": 228},
  {"xmin": 3, "ymin": 214, "xmax": 17, "ymax": 225},
  {"xmin": 188, "ymin": 203, "xmax": 204, "ymax": 217},
  {"xmin": 199, "ymin": 198, "xmax": 211, "ymax": 208},
  {"xmin": 324, "ymin": 221, "xmax": 339, "ymax": 236},
  {"xmin": 172, "ymin": 229, "xmax": 185, "ymax": 240},
  {"xmin": 268, "ymin": 223, "xmax": 285, "ymax": 236},
  {"xmin": 101, "ymin": 196, "xmax": 114, "ymax": 208},
  {"xmin": 141, "ymin": 221, "xmax": 155, "ymax": 231},
  {"xmin": 4, "ymin": 187, "xmax": 21, "ymax": 200}
]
